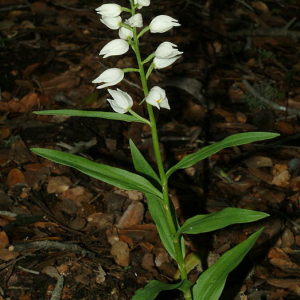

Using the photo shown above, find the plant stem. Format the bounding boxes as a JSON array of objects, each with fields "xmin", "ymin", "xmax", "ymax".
[{"xmin": 130, "ymin": 5, "xmax": 192, "ymax": 299}]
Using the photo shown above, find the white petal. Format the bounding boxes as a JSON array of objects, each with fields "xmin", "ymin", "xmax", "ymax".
[
  {"xmin": 159, "ymin": 99, "xmax": 170, "ymax": 109},
  {"xmin": 126, "ymin": 13, "xmax": 143, "ymax": 28},
  {"xmin": 151, "ymin": 86, "xmax": 166, "ymax": 98},
  {"xmin": 96, "ymin": 4, "xmax": 121, "ymax": 17},
  {"xmin": 153, "ymin": 57, "xmax": 179, "ymax": 69},
  {"xmin": 101, "ymin": 16, "xmax": 122, "ymax": 30},
  {"xmin": 110, "ymin": 89, "xmax": 133, "ymax": 107},
  {"xmin": 100, "ymin": 39, "xmax": 129, "ymax": 58},
  {"xmin": 119, "ymin": 27, "xmax": 133, "ymax": 40},
  {"xmin": 134, "ymin": 0, "xmax": 150, "ymax": 9},
  {"xmin": 107, "ymin": 99, "xmax": 128, "ymax": 113},
  {"xmin": 155, "ymin": 42, "xmax": 183, "ymax": 59},
  {"xmin": 93, "ymin": 68, "xmax": 124, "ymax": 89},
  {"xmin": 150, "ymin": 15, "xmax": 180, "ymax": 33},
  {"xmin": 145, "ymin": 90, "xmax": 161, "ymax": 109}
]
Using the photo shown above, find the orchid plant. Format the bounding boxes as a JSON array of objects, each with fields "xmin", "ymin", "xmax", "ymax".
[{"xmin": 31, "ymin": 1, "xmax": 279, "ymax": 300}]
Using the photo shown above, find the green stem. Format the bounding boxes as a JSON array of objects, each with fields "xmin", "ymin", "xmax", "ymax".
[
  {"xmin": 128, "ymin": 108, "xmax": 151, "ymax": 126},
  {"xmin": 130, "ymin": 5, "xmax": 192, "ymax": 300},
  {"xmin": 123, "ymin": 68, "xmax": 140, "ymax": 73},
  {"xmin": 137, "ymin": 26, "xmax": 150, "ymax": 39}
]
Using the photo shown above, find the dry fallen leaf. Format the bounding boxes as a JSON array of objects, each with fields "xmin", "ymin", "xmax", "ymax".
[
  {"xmin": 271, "ymin": 164, "xmax": 290, "ymax": 187},
  {"xmin": 0, "ymin": 231, "xmax": 9, "ymax": 249},
  {"xmin": 111, "ymin": 241, "xmax": 130, "ymax": 267},
  {"xmin": 47, "ymin": 176, "xmax": 72, "ymax": 194},
  {"xmin": 0, "ymin": 249, "xmax": 19, "ymax": 261},
  {"xmin": 7, "ymin": 168, "xmax": 26, "ymax": 187},
  {"xmin": 118, "ymin": 201, "xmax": 145, "ymax": 229}
]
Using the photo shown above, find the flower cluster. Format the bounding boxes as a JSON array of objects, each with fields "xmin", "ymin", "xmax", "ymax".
[{"xmin": 93, "ymin": 1, "xmax": 182, "ymax": 113}]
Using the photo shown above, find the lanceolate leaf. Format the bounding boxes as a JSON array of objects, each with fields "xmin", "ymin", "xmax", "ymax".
[
  {"xmin": 34, "ymin": 109, "xmax": 146, "ymax": 123},
  {"xmin": 192, "ymin": 228, "xmax": 263, "ymax": 300},
  {"xmin": 132, "ymin": 279, "xmax": 192, "ymax": 300},
  {"xmin": 178, "ymin": 208, "xmax": 269, "ymax": 235},
  {"xmin": 146, "ymin": 193, "xmax": 176, "ymax": 260},
  {"xmin": 31, "ymin": 148, "xmax": 162, "ymax": 198},
  {"xmin": 166, "ymin": 132, "xmax": 279, "ymax": 178},
  {"xmin": 129, "ymin": 140, "xmax": 161, "ymax": 187}
]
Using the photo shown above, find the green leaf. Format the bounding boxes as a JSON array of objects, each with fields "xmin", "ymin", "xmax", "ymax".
[
  {"xmin": 31, "ymin": 148, "xmax": 162, "ymax": 198},
  {"xmin": 166, "ymin": 132, "xmax": 279, "ymax": 178},
  {"xmin": 129, "ymin": 140, "xmax": 161, "ymax": 187},
  {"xmin": 146, "ymin": 193, "xmax": 176, "ymax": 260},
  {"xmin": 33, "ymin": 109, "xmax": 146, "ymax": 123},
  {"xmin": 178, "ymin": 208, "xmax": 269, "ymax": 235},
  {"xmin": 192, "ymin": 228, "xmax": 263, "ymax": 300},
  {"xmin": 133, "ymin": 279, "xmax": 192, "ymax": 300}
]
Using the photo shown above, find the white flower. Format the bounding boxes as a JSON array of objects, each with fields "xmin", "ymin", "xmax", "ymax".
[
  {"xmin": 153, "ymin": 57, "xmax": 180, "ymax": 69},
  {"xmin": 119, "ymin": 27, "xmax": 133, "ymax": 40},
  {"xmin": 146, "ymin": 86, "xmax": 170, "ymax": 109},
  {"xmin": 100, "ymin": 39, "xmax": 129, "ymax": 58},
  {"xmin": 155, "ymin": 42, "xmax": 183, "ymax": 59},
  {"xmin": 150, "ymin": 15, "xmax": 180, "ymax": 33},
  {"xmin": 96, "ymin": 4, "xmax": 122, "ymax": 17},
  {"xmin": 126, "ymin": 13, "xmax": 143, "ymax": 28},
  {"xmin": 92, "ymin": 68, "xmax": 124, "ymax": 89},
  {"xmin": 101, "ymin": 16, "xmax": 122, "ymax": 30},
  {"xmin": 107, "ymin": 89, "xmax": 133, "ymax": 114},
  {"xmin": 134, "ymin": 0, "xmax": 150, "ymax": 9}
]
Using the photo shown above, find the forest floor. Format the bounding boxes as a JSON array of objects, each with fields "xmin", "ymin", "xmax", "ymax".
[{"xmin": 1, "ymin": 0, "xmax": 300, "ymax": 299}]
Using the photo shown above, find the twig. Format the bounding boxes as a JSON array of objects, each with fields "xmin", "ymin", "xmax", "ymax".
[
  {"xmin": 17, "ymin": 265, "xmax": 40, "ymax": 275},
  {"xmin": 50, "ymin": 275, "xmax": 64, "ymax": 300},
  {"xmin": 0, "ymin": 0, "xmax": 30, "ymax": 12},
  {"xmin": 9, "ymin": 240, "xmax": 95, "ymax": 258},
  {"xmin": 0, "ymin": 211, "xmax": 18, "ymax": 218},
  {"xmin": 242, "ymin": 79, "xmax": 300, "ymax": 117}
]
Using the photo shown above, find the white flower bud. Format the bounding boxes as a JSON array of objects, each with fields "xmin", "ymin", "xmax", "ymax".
[
  {"xmin": 134, "ymin": 0, "xmax": 150, "ymax": 9},
  {"xmin": 126, "ymin": 13, "xmax": 143, "ymax": 28},
  {"xmin": 101, "ymin": 16, "xmax": 122, "ymax": 30},
  {"xmin": 119, "ymin": 27, "xmax": 133, "ymax": 40},
  {"xmin": 100, "ymin": 39, "xmax": 129, "ymax": 58},
  {"xmin": 150, "ymin": 15, "xmax": 180, "ymax": 33},
  {"xmin": 155, "ymin": 42, "xmax": 183, "ymax": 59},
  {"xmin": 96, "ymin": 4, "xmax": 122, "ymax": 18},
  {"xmin": 107, "ymin": 89, "xmax": 133, "ymax": 114},
  {"xmin": 146, "ymin": 86, "xmax": 170, "ymax": 109},
  {"xmin": 92, "ymin": 68, "xmax": 124, "ymax": 89}
]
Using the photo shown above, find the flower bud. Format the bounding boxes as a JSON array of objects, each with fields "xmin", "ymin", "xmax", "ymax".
[
  {"xmin": 134, "ymin": 0, "xmax": 150, "ymax": 9},
  {"xmin": 119, "ymin": 27, "xmax": 133, "ymax": 40},
  {"xmin": 126, "ymin": 13, "xmax": 143, "ymax": 28},
  {"xmin": 150, "ymin": 15, "xmax": 180, "ymax": 33},
  {"xmin": 101, "ymin": 16, "xmax": 122, "ymax": 30},
  {"xmin": 107, "ymin": 89, "xmax": 133, "ymax": 114},
  {"xmin": 92, "ymin": 68, "xmax": 124, "ymax": 89},
  {"xmin": 155, "ymin": 42, "xmax": 183, "ymax": 59},
  {"xmin": 96, "ymin": 4, "xmax": 122, "ymax": 18},
  {"xmin": 145, "ymin": 86, "xmax": 170, "ymax": 109},
  {"xmin": 100, "ymin": 39, "xmax": 129, "ymax": 58}
]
